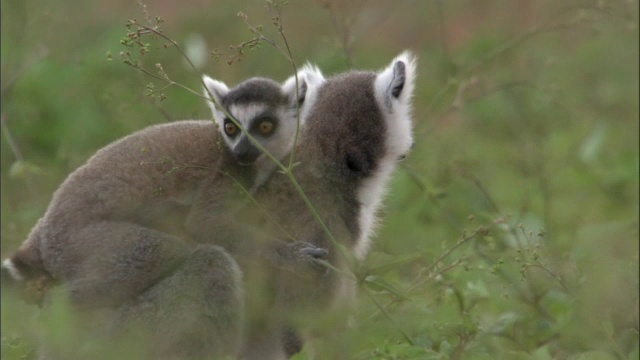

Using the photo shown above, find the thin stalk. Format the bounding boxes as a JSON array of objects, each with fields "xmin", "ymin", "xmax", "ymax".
[
  {"xmin": 526, "ymin": 263, "xmax": 573, "ymax": 296},
  {"xmin": 128, "ymin": 24, "xmax": 287, "ymax": 172},
  {"xmin": 460, "ymin": 4, "xmax": 605, "ymax": 77},
  {"xmin": 135, "ymin": 18, "xmax": 347, "ymax": 260},
  {"xmin": 221, "ymin": 169, "xmax": 297, "ymax": 242},
  {"xmin": 406, "ymin": 231, "xmax": 479, "ymax": 293},
  {"xmin": 237, "ymin": 8, "xmax": 303, "ymax": 169},
  {"xmin": 363, "ymin": 287, "xmax": 414, "ymax": 346},
  {"xmin": 1, "ymin": 115, "xmax": 25, "ymax": 162},
  {"xmin": 274, "ymin": 10, "xmax": 303, "ymax": 169},
  {"xmin": 127, "ymin": 15, "xmax": 352, "ymax": 276},
  {"xmin": 282, "ymin": 168, "xmax": 356, "ymax": 271}
]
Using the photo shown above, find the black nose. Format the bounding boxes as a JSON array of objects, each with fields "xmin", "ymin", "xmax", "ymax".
[
  {"xmin": 234, "ymin": 137, "xmax": 262, "ymax": 164},
  {"xmin": 237, "ymin": 151, "xmax": 260, "ymax": 164}
]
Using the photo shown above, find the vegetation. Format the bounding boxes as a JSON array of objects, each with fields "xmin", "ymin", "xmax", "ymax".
[{"xmin": 2, "ymin": 0, "xmax": 638, "ymax": 359}]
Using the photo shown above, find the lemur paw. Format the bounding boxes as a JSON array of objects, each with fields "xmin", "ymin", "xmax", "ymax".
[
  {"xmin": 297, "ymin": 245, "xmax": 328, "ymax": 259},
  {"xmin": 269, "ymin": 241, "xmax": 329, "ymax": 277}
]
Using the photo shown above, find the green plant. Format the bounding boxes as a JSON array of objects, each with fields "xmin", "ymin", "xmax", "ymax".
[{"xmin": 1, "ymin": 0, "xmax": 637, "ymax": 359}]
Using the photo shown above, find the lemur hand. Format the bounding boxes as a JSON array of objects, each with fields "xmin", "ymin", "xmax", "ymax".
[{"xmin": 266, "ymin": 241, "xmax": 329, "ymax": 278}]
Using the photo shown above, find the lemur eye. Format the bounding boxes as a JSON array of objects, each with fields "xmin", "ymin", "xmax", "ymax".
[
  {"xmin": 258, "ymin": 119, "xmax": 274, "ymax": 135},
  {"xmin": 224, "ymin": 121, "xmax": 238, "ymax": 136}
]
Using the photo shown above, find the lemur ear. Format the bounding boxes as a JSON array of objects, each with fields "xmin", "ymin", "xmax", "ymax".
[
  {"xmin": 374, "ymin": 51, "xmax": 417, "ymax": 112},
  {"xmin": 282, "ymin": 63, "xmax": 324, "ymax": 107},
  {"xmin": 202, "ymin": 75, "xmax": 229, "ymax": 115},
  {"xmin": 282, "ymin": 74, "xmax": 307, "ymax": 107},
  {"xmin": 297, "ymin": 63, "xmax": 325, "ymax": 87}
]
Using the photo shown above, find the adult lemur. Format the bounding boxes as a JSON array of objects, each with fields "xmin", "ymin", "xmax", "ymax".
[
  {"xmin": 233, "ymin": 51, "xmax": 417, "ymax": 359},
  {"xmin": 1, "ymin": 66, "xmax": 325, "ymax": 357}
]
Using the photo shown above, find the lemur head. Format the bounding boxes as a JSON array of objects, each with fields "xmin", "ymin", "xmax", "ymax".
[
  {"xmin": 202, "ymin": 65, "xmax": 325, "ymax": 167},
  {"xmin": 301, "ymin": 51, "xmax": 416, "ymax": 259}
]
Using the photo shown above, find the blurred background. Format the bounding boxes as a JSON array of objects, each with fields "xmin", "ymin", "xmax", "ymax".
[{"xmin": 2, "ymin": 0, "xmax": 638, "ymax": 359}]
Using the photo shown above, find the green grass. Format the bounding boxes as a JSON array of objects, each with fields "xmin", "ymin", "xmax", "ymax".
[{"xmin": 2, "ymin": 0, "xmax": 638, "ymax": 359}]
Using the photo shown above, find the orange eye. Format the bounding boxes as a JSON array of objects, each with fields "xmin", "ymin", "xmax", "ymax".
[
  {"xmin": 258, "ymin": 120, "xmax": 274, "ymax": 135},
  {"xmin": 224, "ymin": 122, "xmax": 238, "ymax": 136}
]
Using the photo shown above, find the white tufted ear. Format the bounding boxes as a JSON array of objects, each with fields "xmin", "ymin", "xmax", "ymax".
[
  {"xmin": 202, "ymin": 75, "xmax": 229, "ymax": 120},
  {"xmin": 297, "ymin": 63, "xmax": 325, "ymax": 88},
  {"xmin": 281, "ymin": 63, "xmax": 326, "ymax": 126},
  {"xmin": 374, "ymin": 51, "xmax": 417, "ymax": 113},
  {"xmin": 281, "ymin": 63, "xmax": 325, "ymax": 107},
  {"xmin": 281, "ymin": 74, "xmax": 306, "ymax": 108},
  {"xmin": 374, "ymin": 50, "xmax": 416, "ymax": 167}
]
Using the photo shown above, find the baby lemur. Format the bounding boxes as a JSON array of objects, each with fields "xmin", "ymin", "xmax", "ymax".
[{"xmin": 2, "ymin": 66, "xmax": 325, "ymax": 358}]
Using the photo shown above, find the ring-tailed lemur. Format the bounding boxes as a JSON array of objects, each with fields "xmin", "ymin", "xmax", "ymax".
[
  {"xmin": 234, "ymin": 51, "xmax": 417, "ymax": 359},
  {"xmin": 1, "ymin": 66, "xmax": 325, "ymax": 358}
]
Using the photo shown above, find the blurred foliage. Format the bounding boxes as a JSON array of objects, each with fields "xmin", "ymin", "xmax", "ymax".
[{"xmin": 1, "ymin": 0, "xmax": 638, "ymax": 359}]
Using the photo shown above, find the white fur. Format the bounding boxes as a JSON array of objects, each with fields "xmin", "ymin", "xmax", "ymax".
[
  {"xmin": 282, "ymin": 63, "xmax": 325, "ymax": 127},
  {"xmin": 2, "ymin": 258, "xmax": 24, "ymax": 282},
  {"xmin": 354, "ymin": 51, "xmax": 417, "ymax": 260},
  {"xmin": 226, "ymin": 103, "xmax": 291, "ymax": 190},
  {"xmin": 374, "ymin": 51, "xmax": 416, "ymax": 159},
  {"xmin": 226, "ymin": 103, "xmax": 270, "ymax": 145},
  {"xmin": 202, "ymin": 75, "xmax": 229, "ymax": 120},
  {"xmin": 354, "ymin": 162, "xmax": 395, "ymax": 260},
  {"xmin": 298, "ymin": 63, "xmax": 325, "ymax": 125}
]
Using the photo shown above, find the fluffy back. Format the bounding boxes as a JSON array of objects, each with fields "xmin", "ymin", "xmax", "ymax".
[{"xmin": 288, "ymin": 52, "xmax": 416, "ymax": 261}]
